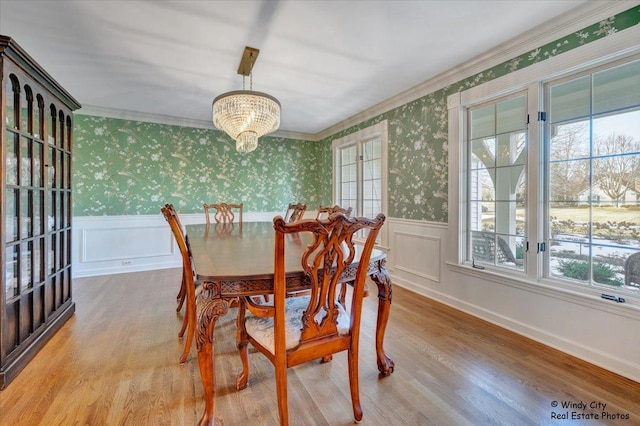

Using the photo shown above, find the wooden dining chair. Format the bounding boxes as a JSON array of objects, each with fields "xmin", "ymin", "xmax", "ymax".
[
  {"xmin": 161, "ymin": 204, "xmax": 198, "ymax": 364},
  {"xmin": 163, "ymin": 204, "xmax": 188, "ymax": 314},
  {"xmin": 316, "ymin": 205, "xmax": 356, "ymax": 306},
  {"xmin": 203, "ymin": 202, "xmax": 243, "ymax": 225},
  {"xmin": 316, "ymin": 204, "xmax": 353, "ymax": 220},
  {"xmin": 236, "ymin": 212, "xmax": 386, "ymax": 425},
  {"xmin": 283, "ymin": 202, "xmax": 307, "ymax": 223}
]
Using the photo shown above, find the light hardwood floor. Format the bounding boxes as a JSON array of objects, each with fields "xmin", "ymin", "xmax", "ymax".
[{"xmin": 0, "ymin": 268, "xmax": 638, "ymax": 425}]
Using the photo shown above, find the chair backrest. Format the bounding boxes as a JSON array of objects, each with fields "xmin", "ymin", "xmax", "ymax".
[
  {"xmin": 272, "ymin": 212, "xmax": 385, "ymax": 350},
  {"xmin": 316, "ymin": 204, "xmax": 353, "ymax": 220},
  {"xmin": 284, "ymin": 203, "xmax": 307, "ymax": 223},
  {"xmin": 625, "ymin": 251, "xmax": 640, "ymax": 287},
  {"xmin": 203, "ymin": 202, "xmax": 243, "ymax": 225},
  {"xmin": 161, "ymin": 205, "xmax": 194, "ymax": 282}
]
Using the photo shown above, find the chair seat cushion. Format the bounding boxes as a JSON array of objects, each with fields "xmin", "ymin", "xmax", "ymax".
[{"xmin": 245, "ymin": 296, "xmax": 350, "ymax": 354}]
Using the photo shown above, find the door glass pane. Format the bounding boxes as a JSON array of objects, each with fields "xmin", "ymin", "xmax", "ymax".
[
  {"xmin": 470, "ymin": 167, "xmax": 494, "ymax": 201},
  {"xmin": 496, "ymin": 96, "xmax": 526, "ymax": 134},
  {"xmin": 6, "ymin": 131, "xmax": 18, "ymax": 185},
  {"xmin": 495, "ymin": 166, "xmax": 525, "ymax": 201},
  {"xmin": 49, "ymin": 234, "xmax": 56, "ymax": 275},
  {"xmin": 20, "ymin": 136, "xmax": 32, "ymax": 186},
  {"xmin": 66, "ymin": 116, "xmax": 72, "ymax": 151},
  {"xmin": 21, "ymin": 242, "xmax": 32, "ymax": 291},
  {"xmin": 58, "ymin": 113, "xmax": 65, "ymax": 149},
  {"xmin": 6, "ymin": 189, "xmax": 18, "ymax": 242},
  {"xmin": 33, "ymin": 190, "xmax": 43, "ymax": 236},
  {"xmin": 496, "ymin": 132, "xmax": 526, "ymax": 167},
  {"xmin": 48, "ymin": 107, "xmax": 56, "ymax": 145},
  {"xmin": 6, "ymin": 245, "xmax": 18, "ymax": 298},
  {"xmin": 48, "ymin": 146, "xmax": 56, "ymax": 187},
  {"xmin": 56, "ymin": 150, "xmax": 62, "ymax": 188},
  {"xmin": 58, "ymin": 192, "xmax": 64, "ymax": 230},
  {"xmin": 34, "ymin": 97, "xmax": 42, "ymax": 139},
  {"xmin": 66, "ymin": 192, "xmax": 72, "ymax": 227},
  {"xmin": 470, "ymin": 104, "xmax": 495, "ymax": 139},
  {"xmin": 341, "ymin": 145, "xmax": 356, "ymax": 164},
  {"xmin": 471, "ymin": 137, "xmax": 495, "ymax": 167},
  {"xmin": 65, "ymin": 152, "xmax": 72, "ymax": 189},
  {"xmin": 33, "ymin": 141, "xmax": 43, "ymax": 187},
  {"xmin": 20, "ymin": 86, "xmax": 30, "ymax": 132},
  {"xmin": 34, "ymin": 238, "xmax": 44, "ymax": 283},
  {"xmin": 60, "ymin": 151, "xmax": 66, "ymax": 188},
  {"xmin": 6, "ymin": 77, "xmax": 17, "ymax": 129},
  {"xmin": 20, "ymin": 190, "xmax": 32, "ymax": 239},
  {"xmin": 48, "ymin": 190, "xmax": 55, "ymax": 232}
]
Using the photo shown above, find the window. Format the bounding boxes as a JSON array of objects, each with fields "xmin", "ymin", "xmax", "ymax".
[
  {"xmin": 546, "ymin": 59, "xmax": 640, "ymax": 289},
  {"xmin": 467, "ymin": 93, "xmax": 527, "ymax": 271},
  {"xmin": 333, "ymin": 121, "xmax": 388, "ymax": 246},
  {"xmin": 449, "ymin": 37, "xmax": 640, "ymax": 302}
]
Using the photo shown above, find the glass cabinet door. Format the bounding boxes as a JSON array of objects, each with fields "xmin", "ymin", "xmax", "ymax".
[{"xmin": 1, "ymin": 36, "xmax": 79, "ymax": 390}]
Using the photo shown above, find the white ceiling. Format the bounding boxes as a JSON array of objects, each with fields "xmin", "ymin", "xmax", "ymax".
[{"xmin": 0, "ymin": 0, "xmax": 587, "ymax": 136}]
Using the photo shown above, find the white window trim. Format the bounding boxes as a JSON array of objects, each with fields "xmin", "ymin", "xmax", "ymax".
[
  {"xmin": 332, "ymin": 120, "xmax": 389, "ymax": 249},
  {"xmin": 448, "ymin": 25, "xmax": 640, "ymax": 311}
]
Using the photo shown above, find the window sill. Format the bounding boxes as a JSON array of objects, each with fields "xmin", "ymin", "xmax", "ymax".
[{"xmin": 446, "ymin": 261, "xmax": 640, "ymax": 320}]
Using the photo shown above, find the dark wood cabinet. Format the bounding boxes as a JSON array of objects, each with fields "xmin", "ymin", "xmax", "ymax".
[{"xmin": 1, "ymin": 35, "xmax": 81, "ymax": 388}]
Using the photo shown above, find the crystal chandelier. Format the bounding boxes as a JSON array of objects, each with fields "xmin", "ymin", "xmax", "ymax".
[{"xmin": 212, "ymin": 47, "xmax": 281, "ymax": 153}]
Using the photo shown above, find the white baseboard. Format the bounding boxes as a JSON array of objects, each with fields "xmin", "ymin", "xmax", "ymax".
[{"xmin": 393, "ymin": 274, "xmax": 640, "ymax": 383}]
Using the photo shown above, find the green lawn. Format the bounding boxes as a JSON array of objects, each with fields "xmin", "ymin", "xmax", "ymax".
[{"xmin": 548, "ymin": 206, "xmax": 640, "ymax": 223}]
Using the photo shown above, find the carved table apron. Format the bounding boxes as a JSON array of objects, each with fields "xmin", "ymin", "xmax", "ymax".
[{"xmin": 185, "ymin": 222, "xmax": 394, "ymax": 425}]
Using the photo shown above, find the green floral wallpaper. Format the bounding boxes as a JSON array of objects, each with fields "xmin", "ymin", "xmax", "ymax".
[
  {"xmin": 73, "ymin": 5, "xmax": 640, "ymax": 220},
  {"xmin": 73, "ymin": 116, "xmax": 323, "ymax": 215}
]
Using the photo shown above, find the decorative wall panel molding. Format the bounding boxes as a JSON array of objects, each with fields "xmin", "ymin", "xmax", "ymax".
[
  {"xmin": 81, "ymin": 226, "xmax": 174, "ymax": 262},
  {"xmin": 393, "ymin": 231, "xmax": 440, "ymax": 283}
]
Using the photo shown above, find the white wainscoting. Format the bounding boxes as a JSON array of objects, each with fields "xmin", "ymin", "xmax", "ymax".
[
  {"xmin": 386, "ymin": 217, "xmax": 640, "ymax": 383},
  {"xmin": 72, "ymin": 211, "xmax": 300, "ymax": 277}
]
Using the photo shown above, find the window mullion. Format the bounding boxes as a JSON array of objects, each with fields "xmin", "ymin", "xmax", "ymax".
[{"xmin": 526, "ymin": 82, "xmax": 544, "ymax": 281}]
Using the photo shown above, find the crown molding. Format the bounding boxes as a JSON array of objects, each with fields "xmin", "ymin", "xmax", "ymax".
[
  {"xmin": 268, "ymin": 129, "xmax": 316, "ymax": 141},
  {"xmin": 76, "ymin": 105, "xmax": 317, "ymax": 141},
  {"xmin": 76, "ymin": 105, "xmax": 215, "ymax": 129}
]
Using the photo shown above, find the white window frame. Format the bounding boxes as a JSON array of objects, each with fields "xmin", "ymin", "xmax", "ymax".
[
  {"xmin": 448, "ymin": 26, "xmax": 640, "ymax": 308},
  {"xmin": 332, "ymin": 120, "xmax": 389, "ymax": 249}
]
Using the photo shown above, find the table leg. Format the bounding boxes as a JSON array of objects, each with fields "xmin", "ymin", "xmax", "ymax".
[
  {"xmin": 196, "ymin": 294, "xmax": 233, "ymax": 426},
  {"xmin": 369, "ymin": 259, "xmax": 395, "ymax": 377}
]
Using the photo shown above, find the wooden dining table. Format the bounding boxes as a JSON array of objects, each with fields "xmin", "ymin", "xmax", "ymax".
[{"xmin": 186, "ymin": 221, "xmax": 395, "ymax": 425}]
